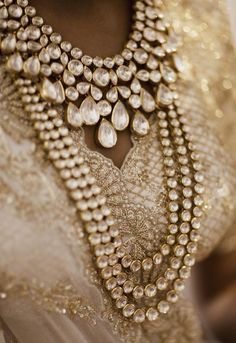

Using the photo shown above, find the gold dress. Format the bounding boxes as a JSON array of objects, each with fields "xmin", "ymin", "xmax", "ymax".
[{"xmin": 0, "ymin": 0, "xmax": 236, "ymax": 342}]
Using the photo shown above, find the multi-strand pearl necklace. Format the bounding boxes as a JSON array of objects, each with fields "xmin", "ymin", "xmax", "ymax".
[{"xmin": 0, "ymin": 0, "xmax": 204, "ymax": 323}]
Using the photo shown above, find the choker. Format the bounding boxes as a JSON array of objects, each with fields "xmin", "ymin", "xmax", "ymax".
[{"xmin": 0, "ymin": 0, "xmax": 183, "ymax": 148}]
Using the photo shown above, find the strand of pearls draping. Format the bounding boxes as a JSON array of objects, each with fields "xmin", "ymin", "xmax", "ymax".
[{"xmin": 15, "ymin": 77, "xmax": 204, "ymax": 323}]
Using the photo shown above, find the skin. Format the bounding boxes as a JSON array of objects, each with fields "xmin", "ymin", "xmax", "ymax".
[{"xmin": 30, "ymin": 1, "xmax": 236, "ymax": 341}]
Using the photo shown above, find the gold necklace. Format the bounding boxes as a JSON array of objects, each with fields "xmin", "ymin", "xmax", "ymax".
[{"xmin": 0, "ymin": 0, "xmax": 204, "ymax": 323}]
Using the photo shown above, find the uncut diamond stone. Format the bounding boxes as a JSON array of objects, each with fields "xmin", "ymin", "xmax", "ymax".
[
  {"xmin": 93, "ymin": 67, "xmax": 110, "ymax": 87},
  {"xmin": 131, "ymin": 78, "xmax": 141, "ymax": 94},
  {"xmin": 173, "ymin": 54, "xmax": 185, "ymax": 73},
  {"xmin": 147, "ymin": 55, "xmax": 158, "ymax": 70},
  {"xmin": 156, "ymin": 32, "xmax": 166, "ymax": 44},
  {"xmin": 146, "ymin": 6, "xmax": 160, "ymax": 20},
  {"xmin": 81, "ymin": 55, "xmax": 93, "ymax": 66},
  {"xmin": 153, "ymin": 47, "xmax": 165, "ymax": 58},
  {"xmin": 110, "ymin": 70, "xmax": 118, "ymax": 85},
  {"xmin": 143, "ymin": 27, "xmax": 157, "ymax": 42},
  {"xmin": 63, "ymin": 69, "xmax": 75, "ymax": 86},
  {"xmin": 132, "ymin": 111, "xmax": 150, "ymax": 136},
  {"xmin": 126, "ymin": 40, "xmax": 137, "ymax": 51},
  {"xmin": 93, "ymin": 56, "xmax": 103, "ymax": 67},
  {"xmin": 156, "ymin": 84, "xmax": 173, "ymax": 106},
  {"xmin": 47, "ymin": 43, "xmax": 61, "ymax": 60},
  {"xmin": 129, "ymin": 94, "xmax": 141, "ymax": 109},
  {"xmin": 97, "ymin": 100, "xmax": 112, "ymax": 116},
  {"xmin": 136, "ymin": 69, "xmax": 150, "ymax": 82},
  {"xmin": 141, "ymin": 89, "xmax": 156, "ymax": 113},
  {"xmin": 118, "ymin": 86, "xmax": 131, "ymax": 99},
  {"xmin": 68, "ymin": 59, "xmax": 83, "ymax": 76},
  {"xmin": 83, "ymin": 66, "xmax": 92, "ymax": 82},
  {"xmin": 150, "ymin": 70, "xmax": 161, "ymax": 83},
  {"xmin": 161, "ymin": 64, "xmax": 177, "ymax": 83},
  {"xmin": 104, "ymin": 57, "xmax": 114, "ymax": 69},
  {"xmin": 77, "ymin": 82, "xmax": 90, "ymax": 95},
  {"xmin": 156, "ymin": 20, "xmax": 166, "ymax": 32},
  {"xmin": 106, "ymin": 87, "xmax": 118, "ymax": 103},
  {"xmin": 111, "ymin": 101, "xmax": 129, "ymax": 131},
  {"xmin": 54, "ymin": 80, "xmax": 65, "ymax": 104},
  {"xmin": 80, "ymin": 96, "xmax": 100, "ymax": 125},
  {"xmin": 116, "ymin": 65, "xmax": 132, "ymax": 82},
  {"xmin": 129, "ymin": 61, "xmax": 137, "ymax": 74},
  {"xmin": 65, "ymin": 86, "xmax": 79, "ymax": 101},
  {"xmin": 91, "ymin": 85, "xmax": 103, "ymax": 101},
  {"xmin": 134, "ymin": 48, "xmax": 148, "ymax": 64},
  {"xmin": 23, "ymin": 56, "xmax": 40, "ymax": 76},
  {"xmin": 67, "ymin": 102, "xmax": 83, "ymax": 128},
  {"xmin": 140, "ymin": 40, "xmax": 152, "ymax": 52},
  {"xmin": 40, "ymin": 78, "xmax": 57, "ymax": 102},
  {"xmin": 6, "ymin": 52, "xmax": 23, "ymax": 72},
  {"xmin": 97, "ymin": 119, "xmax": 117, "ymax": 148}
]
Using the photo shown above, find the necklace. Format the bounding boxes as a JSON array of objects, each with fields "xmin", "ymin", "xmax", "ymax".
[
  {"xmin": 0, "ymin": 0, "xmax": 204, "ymax": 323},
  {"xmin": 0, "ymin": 0, "xmax": 182, "ymax": 148}
]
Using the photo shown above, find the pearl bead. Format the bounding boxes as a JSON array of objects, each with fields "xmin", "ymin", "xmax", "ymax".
[
  {"xmin": 96, "ymin": 255, "xmax": 108, "ymax": 269},
  {"xmin": 116, "ymin": 273, "xmax": 127, "ymax": 285},
  {"xmin": 179, "ymin": 266, "xmax": 191, "ymax": 279},
  {"xmin": 122, "ymin": 304, "xmax": 135, "ymax": 317},
  {"xmin": 146, "ymin": 307, "xmax": 159, "ymax": 321},
  {"xmin": 101, "ymin": 266, "xmax": 112, "ymax": 279},
  {"xmin": 94, "ymin": 244, "xmax": 105, "ymax": 257},
  {"xmin": 122, "ymin": 255, "xmax": 132, "ymax": 268},
  {"xmin": 133, "ymin": 285, "xmax": 144, "ymax": 299},
  {"xmin": 130, "ymin": 260, "xmax": 141, "ymax": 272},
  {"xmin": 85, "ymin": 221, "xmax": 97, "ymax": 233},
  {"xmin": 191, "ymin": 218, "xmax": 201, "ymax": 229},
  {"xmin": 184, "ymin": 254, "xmax": 195, "ymax": 267},
  {"xmin": 156, "ymin": 277, "xmax": 167, "ymax": 290},
  {"xmin": 170, "ymin": 257, "xmax": 181, "ymax": 269},
  {"xmin": 133, "ymin": 309, "xmax": 145, "ymax": 323},
  {"xmin": 112, "ymin": 263, "xmax": 122, "ymax": 275},
  {"xmin": 111, "ymin": 286, "xmax": 123, "ymax": 299},
  {"xmin": 153, "ymin": 253, "xmax": 162, "ymax": 265},
  {"xmin": 158, "ymin": 300, "xmax": 170, "ymax": 314},
  {"xmin": 142, "ymin": 258, "xmax": 153, "ymax": 271},
  {"xmin": 169, "ymin": 224, "xmax": 178, "ymax": 234},
  {"xmin": 190, "ymin": 230, "xmax": 200, "ymax": 242},
  {"xmin": 174, "ymin": 278, "xmax": 185, "ymax": 292},
  {"xmin": 174, "ymin": 245, "xmax": 185, "ymax": 257},
  {"xmin": 108, "ymin": 254, "xmax": 118, "ymax": 266},
  {"xmin": 180, "ymin": 222, "xmax": 190, "ymax": 234},
  {"xmin": 178, "ymin": 234, "xmax": 189, "ymax": 245},
  {"xmin": 160, "ymin": 244, "xmax": 170, "ymax": 255},
  {"xmin": 116, "ymin": 296, "xmax": 128, "ymax": 309},
  {"xmin": 89, "ymin": 233, "xmax": 101, "ymax": 245},
  {"xmin": 167, "ymin": 290, "xmax": 178, "ymax": 303},
  {"xmin": 144, "ymin": 284, "xmax": 157, "ymax": 297},
  {"xmin": 105, "ymin": 277, "xmax": 117, "ymax": 291},
  {"xmin": 165, "ymin": 268, "xmax": 177, "ymax": 280},
  {"xmin": 187, "ymin": 242, "xmax": 198, "ymax": 254},
  {"xmin": 123, "ymin": 280, "xmax": 134, "ymax": 294}
]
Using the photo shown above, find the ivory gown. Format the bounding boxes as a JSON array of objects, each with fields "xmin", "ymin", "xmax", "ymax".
[{"xmin": 0, "ymin": 0, "xmax": 236, "ymax": 342}]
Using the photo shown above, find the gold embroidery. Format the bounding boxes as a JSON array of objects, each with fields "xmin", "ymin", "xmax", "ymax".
[{"xmin": 0, "ymin": 0, "xmax": 236, "ymax": 341}]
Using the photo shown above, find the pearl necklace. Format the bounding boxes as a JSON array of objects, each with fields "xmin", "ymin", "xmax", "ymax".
[{"xmin": 0, "ymin": 0, "xmax": 205, "ymax": 323}]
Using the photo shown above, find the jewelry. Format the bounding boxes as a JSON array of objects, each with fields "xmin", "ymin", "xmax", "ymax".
[
  {"xmin": 0, "ymin": 0, "xmax": 183, "ymax": 148},
  {"xmin": 0, "ymin": 0, "xmax": 204, "ymax": 323}
]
